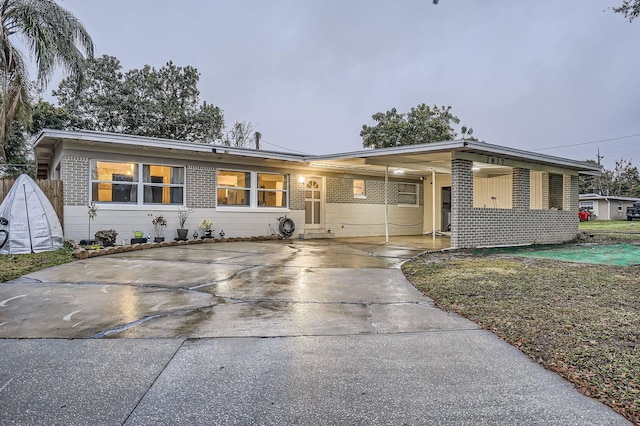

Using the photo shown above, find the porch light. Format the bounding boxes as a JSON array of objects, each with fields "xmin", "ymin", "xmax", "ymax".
[
  {"xmin": 298, "ymin": 176, "xmax": 305, "ymax": 183},
  {"xmin": 472, "ymin": 166, "xmax": 480, "ymax": 172},
  {"xmin": 392, "ymin": 169, "xmax": 404, "ymax": 175}
]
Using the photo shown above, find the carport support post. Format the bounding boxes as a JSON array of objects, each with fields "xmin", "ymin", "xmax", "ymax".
[
  {"xmin": 432, "ymin": 169, "xmax": 436, "ymax": 241},
  {"xmin": 384, "ymin": 166, "xmax": 389, "ymax": 243}
]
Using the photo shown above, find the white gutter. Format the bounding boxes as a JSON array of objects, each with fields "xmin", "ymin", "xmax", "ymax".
[{"xmin": 605, "ymin": 197, "xmax": 611, "ymax": 220}]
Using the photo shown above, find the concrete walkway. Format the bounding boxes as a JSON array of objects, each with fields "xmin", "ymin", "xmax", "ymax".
[{"xmin": 0, "ymin": 239, "xmax": 629, "ymax": 425}]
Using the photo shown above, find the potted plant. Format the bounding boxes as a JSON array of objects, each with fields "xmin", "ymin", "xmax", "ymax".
[
  {"xmin": 133, "ymin": 231, "xmax": 144, "ymax": 239},
  {"xmin": 82, "ymin": 202, "xmax": 98, "ymax": 245},
  {"xmin": 200, "ymin": 219, "xmax": 214, "ymax": 238},
  {"xmin": 176, "ymin": 206, "xmax": 194, "ymax": 240},
  {"xmin": 150, "ymin": 214, "xmax": 167, "ymax": 242}
]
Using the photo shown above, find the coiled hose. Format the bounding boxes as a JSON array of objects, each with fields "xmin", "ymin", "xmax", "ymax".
[{"xmin": 278, "ymin": 216, "xmax": 295, "ymax": 238}]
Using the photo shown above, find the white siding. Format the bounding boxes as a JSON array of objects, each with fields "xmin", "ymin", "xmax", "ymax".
[
  {"xmin": 473, "ymin": 174, "xmax": 512, "ymax": 209},
  {"xmin": 530, "ymin": 171, "xmax": 543, "ymax": 209},
  {"xmin": 324, "ymin": 203, "xmax": 423, "ymax": 237},
  {"xmin": 63, "ymin": 206, "xmax": 304, "ymax": 242}
]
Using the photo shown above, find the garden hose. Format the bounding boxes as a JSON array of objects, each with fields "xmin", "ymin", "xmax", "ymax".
[{"xmin": 278, "ymin": 216, "xmax": 295, "ymax": 238}]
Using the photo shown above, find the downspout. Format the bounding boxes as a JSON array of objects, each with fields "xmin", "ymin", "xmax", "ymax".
[
  {"xmin": 432, "ymin": 169, "xmax": 436, "ymax": 241},
  {"xmin": 605, "ymin": 197, "xmax": 611, "ymax": 220},
  {"xmin": 384, "ymin": 165, "xmax": 389, "ymax": 243}
]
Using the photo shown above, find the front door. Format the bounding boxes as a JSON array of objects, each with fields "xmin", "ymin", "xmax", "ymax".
[{"xmin": 304, "ymin": 178, "xmax": 323, "ymax": 229}]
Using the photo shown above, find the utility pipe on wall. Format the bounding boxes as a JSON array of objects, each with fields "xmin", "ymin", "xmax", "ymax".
[
  {"xmin": 432, "ymin": 169, "xmax": 436, "ymax": 241},
  {"xmin": 384, "ymin": 165, "xmax": 389, "ymax": 243}
]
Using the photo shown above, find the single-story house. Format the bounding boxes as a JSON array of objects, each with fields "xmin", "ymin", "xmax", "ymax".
[
  {"xmin": 579, "ymin": 193, "xmax": 640, "ymax": 220},
  {"xmin": 33, "ymin": 129, "xmax": 601, "ymax": 249}
]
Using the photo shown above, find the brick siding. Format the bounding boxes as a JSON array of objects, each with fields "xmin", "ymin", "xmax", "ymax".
[
  {"xmin": 451, "ymin": 159, "xmax": 578, "ymax": 248},
  {"xmin": 61, "ymin": 155, "xmax": 89, "ymax": 206},
  {"xmin": 186, "ymin": 165, "xmax": 215, "ymax": 208},
  {"xmin": 326, "ymin": 175, "xmax": 423, "ymax": 206}
]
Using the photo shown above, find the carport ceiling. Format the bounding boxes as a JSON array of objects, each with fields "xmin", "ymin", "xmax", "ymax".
[{"xmin": 309, "ymin": 152, "xmax": 453, "ymax": 177}]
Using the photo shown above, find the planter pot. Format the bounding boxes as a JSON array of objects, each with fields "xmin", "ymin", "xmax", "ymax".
[
  {"xmin": 204, "ymin": 230, "xmax": 213, "ymax": 238},
  {"xmin": 176, "ymin": 228, "xmax": 189, "ymax": 240},
  {"xmin": 133, "ymin": 231, "xmax": 144, "ymax": 238},
  {"xmin": 154, "ymin": 237, "xmax": 165, "ymax": 243}
]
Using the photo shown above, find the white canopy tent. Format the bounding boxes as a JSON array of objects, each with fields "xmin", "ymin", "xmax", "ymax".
[{"xmin": 0, "ymin": 174, "xmax": 63, "ymax": 255}]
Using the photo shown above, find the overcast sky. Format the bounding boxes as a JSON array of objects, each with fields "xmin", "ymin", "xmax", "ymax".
[{"xmin": 47, "ymin": 0, "xmax": 639, "ymax": 169}]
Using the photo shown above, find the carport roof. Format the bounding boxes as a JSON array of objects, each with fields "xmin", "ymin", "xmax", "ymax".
[{"xmin": 34, "ymin": 129, "xmax": 601, "ymax": 179}]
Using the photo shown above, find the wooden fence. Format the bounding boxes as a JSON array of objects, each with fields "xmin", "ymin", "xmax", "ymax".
[{"xmin": 0, "ymin": 179, "xmax": 64, "ymax": 228}]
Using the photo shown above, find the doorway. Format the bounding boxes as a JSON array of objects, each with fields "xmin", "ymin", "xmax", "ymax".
[
  {"xmin": 441, "ymin": 186, "xmax": 451, "ymax": 232},
  {"xmin": 305, "ymin": 178, "xmax": 323, "ymax": 228}
]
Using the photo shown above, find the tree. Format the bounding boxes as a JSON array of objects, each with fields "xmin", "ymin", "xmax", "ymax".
[
  {"xmin": 612, "ymin": 0, "xmax": 640, "ymax": 22},
  {"xmin": 360, "ymin": 103, "xmax": 475, "ymax": 149},
  {"xmin": 53, "ymin": 55, "xmax": 224, "ymax": 142},
  {"xmin": 601, "ymin": 159, "xmax": 640, "ymax": 197},
  {"xmin": 1, "ymin": 100, "xmax": 69, "ymax": 177},
  {"xmin": 0, "ymin": 0, "xmax": 93, "ymax": 162},
  {"xmin": 222, "ymin": 121, "xmax": 259, "ymax": 148},
  {"xmin": 578, "ymin": 159, "xmax": 600, "ymax": 194}
]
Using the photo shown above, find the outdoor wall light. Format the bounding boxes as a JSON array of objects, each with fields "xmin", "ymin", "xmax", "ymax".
[
  {"xmin": 472, "ymin": 166, "xmax": 480, "ymax": 172},
  {"xmin": 392, "ymin": 169, "xmax": 404, "ymax": 175},
  {"xmin": 298, "ymin": 176, "xmax": 305, "ymax": 183}
]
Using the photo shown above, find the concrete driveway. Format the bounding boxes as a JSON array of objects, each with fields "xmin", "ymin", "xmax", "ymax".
[{"xmin": 0, "ymin": 239, "xmax": 629, "ymax": 424}]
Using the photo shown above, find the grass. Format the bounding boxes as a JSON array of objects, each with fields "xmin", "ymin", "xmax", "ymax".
[
  {"xmin": 579, "ymin": 219, "xmax": 640, "ymax": 233},
  {"xmin": 0, "ymin": 243, "xmax": 75, "ymax": 283},
  {"xmin": 403, "ymin": 252, "xmax": 640, "ymax": 424}
]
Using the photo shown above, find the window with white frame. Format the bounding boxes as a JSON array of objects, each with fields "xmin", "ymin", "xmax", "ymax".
[
  {"xmin": 579, "ymin": 201, "xmax": 594, "ymax": 212},
  {"xmin": 397, "ymin": 182, "xmax": 418, "ymax": 206},
  {"xmin": 91, "ymin": 161, "xmax": 185, "ymax": 205},
  {"xmin": 217, "ymin": 169, "xmax": 288, "ymax": 208},
  {"xmin": 618, "ymin": 201, "xmax": 623, "ymax": 211},
  {"xmin": 353, "ymin": 179, "xmax": 365, "ymax": 198}
]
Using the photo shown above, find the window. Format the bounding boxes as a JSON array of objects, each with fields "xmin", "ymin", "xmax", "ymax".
[
  {"xmin": 579, "ymin": 201, "xmax": 594, "ymax": 212},
  {"xmin": 143, "ymin": 164, "xmax": 185, "ymax": 204},
  {"xmin": 398, "ymin": 183, "xmax": 418, "ymax": 206},
  {"xmin": 618, "ymin": 201, "xmax": 624, "ymax": 211},
  {"xmin": 217, "ymin": 170, "xmax": 288, "ymax": 209},
  {"xmin": 91, "ymin": 161, "xmax": 185, "ymax": 205},
  {"xmin": 217, "ymin": 170, "xmax": 251, "ymax": 206},
  {"xmin": 258, "ymin": 173, "xmax": 288, "ymax": 207},
  {"xmin": 353, "ymin": 179, "xmax": 365, "ymax": 198}
]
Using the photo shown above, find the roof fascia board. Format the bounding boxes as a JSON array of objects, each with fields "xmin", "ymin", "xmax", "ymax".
[
  {"xmin": 460, "ymin": 140, "xmax": 601, "ymax": 172},
  {"xmin": 34, "ymin": 129, "xmax": 306, "ymax": 163},
  {"xmin": 453, "ymin": 152, "xmax": 580, "ymax": 176},
  {"xmin": 310, "ymin": 140, "xmax": 601, "ymax": 173}
]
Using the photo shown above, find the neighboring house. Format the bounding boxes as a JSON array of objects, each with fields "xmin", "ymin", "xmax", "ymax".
[
  {"xmin": 579, "ymin": 193, "xmax": 640, "ymax": 220},
  {"xmin": 33, "ymin": 129, "xmax": 601, "ymax": 249}
]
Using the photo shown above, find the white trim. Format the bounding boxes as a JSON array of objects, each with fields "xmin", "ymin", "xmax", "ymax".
[
  {"xmin": 397, "ymin": 182, "xmax": 419, "ymax": 206},
  {"xmin": 216, "ymin": 207, "xmax": 291, "ymax": 214},
  {"xmin": 216, "ymin": 169, "xmax": 289, "ymax": 209}
]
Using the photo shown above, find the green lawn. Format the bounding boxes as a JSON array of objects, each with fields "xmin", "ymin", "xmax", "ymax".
[
  {"xmin": 404, "ymin": 252, "xmax": 640, "ymax": 424},
  {"xmin": 579, "ymin": 219, "xmax": 640, "ymax": 232},
  {"xmin": 0, "ymin": 245, "xmax": 75, "ymax": 283}
]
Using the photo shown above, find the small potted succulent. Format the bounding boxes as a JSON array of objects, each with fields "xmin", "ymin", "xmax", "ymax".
[
  {"xmin": 150, "ymin": 214, "xmax": 167, "ymax": 242},
  {"xmin": 200, "ymin": 219, "xmax": 214, "ymax": 238}
]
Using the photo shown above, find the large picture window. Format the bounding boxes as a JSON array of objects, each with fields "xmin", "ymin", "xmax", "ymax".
[
  {"xmin": 91, "ymin": 161, "xmax": 185, "ymax": 205},
  {"xmin": 217, "ymin": 170, "xmax": 288, "ymax": 209}
]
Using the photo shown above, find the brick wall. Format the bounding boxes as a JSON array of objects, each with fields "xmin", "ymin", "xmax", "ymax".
[
  {"xmin": 186, "ymin": 165, "xmax": 215, "ymax": 208},
  {"xmin": 451, "ymin": 159, "xmax": 578, "ymax": 248},
  {"xmin": 325, "ymin": 175, "xmax": 423, "ymax": 206},
  {"xmin": 61, "ymin": 155, "xmax": 89, "ymax": 206}
]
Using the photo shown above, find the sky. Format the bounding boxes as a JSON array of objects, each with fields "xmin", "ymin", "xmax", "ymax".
[{"xmin": 43, "ymin": 0, "xmax": 640, "ymax": 169}]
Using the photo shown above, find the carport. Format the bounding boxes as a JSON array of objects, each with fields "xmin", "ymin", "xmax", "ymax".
[{"xmin": 308, "ymin": 140, "xmax": 601, "ymax": 248}]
